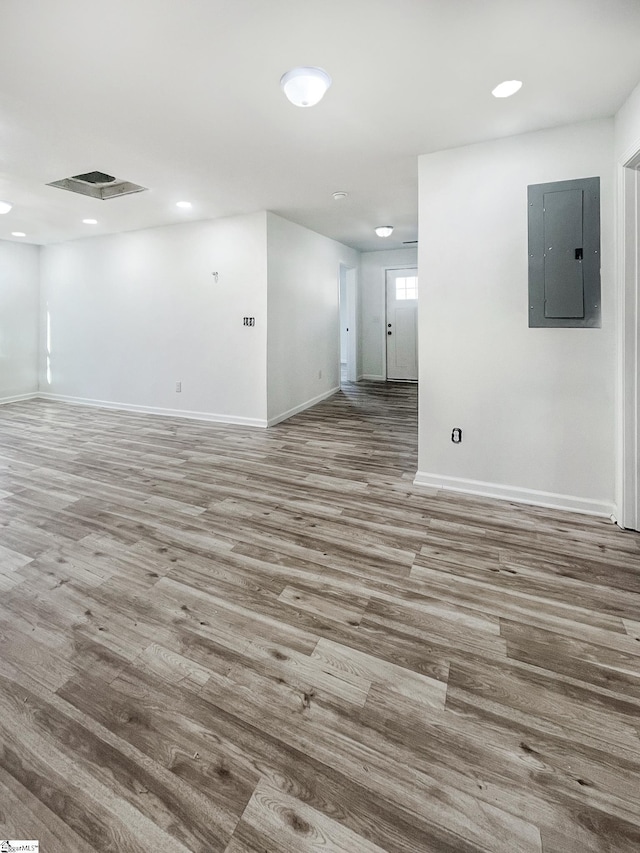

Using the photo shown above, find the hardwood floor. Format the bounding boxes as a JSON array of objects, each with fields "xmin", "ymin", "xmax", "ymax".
[{"xmin": 0, "ymin": 382, "xmax": 639, "ymax": 852}]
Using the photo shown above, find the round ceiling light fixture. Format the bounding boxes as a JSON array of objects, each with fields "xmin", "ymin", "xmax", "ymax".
[
  {"xmin": 375, "ymin": 226, "xmax": 394, "ymax": 238},
  {"xmin": 332, "ymin": 191, "xmax": 348, "ymax": 200},
  {"xmin": 83, "ymin": 218, "xmax": 98, "ymax": 224},
  {"xmin": 176, "ymin": 201, "xmax": 192, "ymax": 209},
  {"xmin": 280, "ymin": 66, "xmax": 331, "ymax": 107},
  {"xmin": 11, "ymin": 231, "xmax": 26, "ymax": 237},
  {"xmin": 0, "ymin": 201, "xmax": 13, "ymax": 214},
  {"xmin": 491, "ymin": 80, "xmax": 523, "ymax": 98}
]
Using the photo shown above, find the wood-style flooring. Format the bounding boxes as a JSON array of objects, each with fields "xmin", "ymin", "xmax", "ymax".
[{"xmin": 0, "ymin": 382, "xmax": 639, "ymax": 852}]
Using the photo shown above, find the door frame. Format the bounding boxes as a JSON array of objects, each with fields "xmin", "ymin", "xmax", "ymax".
[
  {"xmin": 384, "ymin": 266, "xmax": 418, "ymax": 380},
  {"xmin": 617, "ymin": 147, "xmax": 640, "ymax": 530}
]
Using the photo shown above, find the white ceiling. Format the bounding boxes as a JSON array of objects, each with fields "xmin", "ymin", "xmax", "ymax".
[{"xmin": 1, "ymin": 0, "xmax": 640, "ymax": 252}]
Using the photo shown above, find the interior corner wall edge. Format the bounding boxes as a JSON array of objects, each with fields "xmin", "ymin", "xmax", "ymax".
[
  {"xmin": 39, "ymin": 212, "xmax": 269, "ymax": 423},
  {"xmin": 418, "ymin": 118, "xmax": 616, "ymax": 507},
  {"xmin": 359, "ymin": 247, "xmax": 418, "ymax": 380},
  {"xmin": 614, "ymin": 76, "xmax": 640, "ymax": 162},
  {"xmin": 266, "ymin": 212, "xmax": 359, "ymax": 423},
  {"xmin": 0, "ymin": 239, "xmax": 40, "ymax": 401}
]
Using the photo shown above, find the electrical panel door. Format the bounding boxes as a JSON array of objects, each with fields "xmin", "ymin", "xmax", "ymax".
[{"xmin": 528, "ymin": 177, "xmax": 600, "ymax": 328}]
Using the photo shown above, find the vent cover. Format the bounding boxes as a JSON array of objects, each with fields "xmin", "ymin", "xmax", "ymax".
[
  {"xmin": 47, "ymin": 171, "xmax": 147, "ymax": 200},
  {"xmin": 72, "ymin": 171, "xmax": 117, "ymax": 184}
]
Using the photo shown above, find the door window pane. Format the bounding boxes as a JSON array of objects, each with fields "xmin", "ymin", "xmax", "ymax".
[{"xmin": 396, "ymin": 276, "xmax": 418, "ymax": 300}]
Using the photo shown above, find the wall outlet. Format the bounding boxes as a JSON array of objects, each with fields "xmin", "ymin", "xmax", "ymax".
[{"xmin": 176, "ymin": 381, "xmax": 182, "ymax": 393}]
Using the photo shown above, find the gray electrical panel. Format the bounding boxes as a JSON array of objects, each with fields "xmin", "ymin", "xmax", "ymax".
[{"xmin": 528, "ymin": 177, "xmax": 600, "ymax": 328}]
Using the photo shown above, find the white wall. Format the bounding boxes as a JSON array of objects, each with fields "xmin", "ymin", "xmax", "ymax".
[
  {"xmin": 416, "ymin": 119, "xmax": 616, "ymax": 515},
  {"xmin": 359, "ymin": 247, "xmax": 418, "ymax": 380},
  {"xmin": 0, "ymin": 240, "xmax": 39, "ymax": 401},
  {"xmin": 266, "ymin": 213, "xmax": 359, "ymax": 424},
  {"xmin": 615, "ymin": 78, "xmax": 640, "ymax": 162},
  {"xmin": 40, "ymin": 213, "xmax": 269, "ymax": 425},
  {"xmin": 339, "ymin": 267, "xmax": 348, "ymax": 363}
]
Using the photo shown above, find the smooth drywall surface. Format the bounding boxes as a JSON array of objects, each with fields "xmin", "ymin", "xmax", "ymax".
[
  {"xmin": 40, "ymin": 213, "xmax": 269, "ymax": 424},
  {"xmin": 417, "ymin": 119, "xmax": 616, "ymax": 513},
  {"xmin": 0, "ymin": 240, "xmax": 39, "ymax": 400},
  {"xmin": 615, "ymin": 78, "xmax": 640, "ymax": 162},
  {"xmin": 339, "ymin": 267, "xmax": 348, "ymax": 363},
  {"xmin": 360, "ymin": 247, "xmax": 418, "ymax": 379},
  {"xmin": 266, "ymin": 213, "xmax": 359, "ymax": 424}
]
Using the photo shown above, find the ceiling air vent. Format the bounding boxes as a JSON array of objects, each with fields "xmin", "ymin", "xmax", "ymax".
[{"xmin": 47, "ymin": 170, "xmax": 147, "ymax": 200}]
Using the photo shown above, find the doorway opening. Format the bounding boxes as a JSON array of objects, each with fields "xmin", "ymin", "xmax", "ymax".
[
  {"xmin": 339, "ymin": 264, "xmax": 357, "ymax": 384},
  {"xmin": 385, "ymin": 267, "xmax": 418, "ymax": 381}
]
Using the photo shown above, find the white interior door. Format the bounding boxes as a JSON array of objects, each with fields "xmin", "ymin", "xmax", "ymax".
[{"xmin": 386, "ymin": 268, "xmax": 418, "ymax": 380}]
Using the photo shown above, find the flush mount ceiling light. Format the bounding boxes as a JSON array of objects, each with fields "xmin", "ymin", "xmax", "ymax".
[
  {"xmin": 11, "ymin": 231, "xmax": 26, "ymax": 237},
  {"xmin": 280, "ymin": 66, "xmax": 331, "ymax": 107},
  {"xmin": 375, "ymin": 225, "xmax": 394, "ymax": 238},
  {"xmin": 491, "ymin": 79, "xmax": 523, "ymax": 98},
  {"xmin": 176, "ymin": 201, "xmax": 192, "ymax": 209},
  {"xmin": 332, "ymin": 191, "xmax": 348, "ymax": 200},
  {"xmin": 83, "ymin": 218, "xmax": 98, "ymax": 224},
  {"xmin": 0, "ymin": 201, "xmax": 13, "ymax": 214}
]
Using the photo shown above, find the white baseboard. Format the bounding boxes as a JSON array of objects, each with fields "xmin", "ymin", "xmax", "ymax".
[
  {"xmin": 268, "ymin": 386, "xmax": 339, "ymax": 427},
  {"xmin": 413, "ymin": 471, "xmax": 615, "ymax": 518},
  {"xmin": 360, "ymin": 374, "xmax": 385, "ymax": 381},
  {"xmin": 37, "ymin": 393, "xmax": 268, "ymax": 428},
  {"xmin": 0, "ymin": 392, "xmax": 39, "ymax": 405}
]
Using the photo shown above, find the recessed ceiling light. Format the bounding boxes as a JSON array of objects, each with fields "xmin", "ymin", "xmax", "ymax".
[
  {"xmin": 375, "ymin": 226, "xmax": 394, "ymax": 238},
  {"xmin": 83, "ymin": 218, "xmax": 98, "ymax": 224},
  {"xmin": 491, "ymin": 80, "xmax": 523, "ymax": 98},
  {"xmin": 11, "ymin": 231, "xmax": 26, "ymax": 237},
  {"xmin": 332, "ymin": 191, "xmax": 348, "ymax": 200},
  {"xmin": 280, "ymin": 67, "xmax": 331, "ymax": 107},
  {"xmin": 176, "ymin": 201, "xmax": 192, "ymax": 209},
  {"xmin": 0, "ymin": 201, "xmax": 13, "ymax": 214}
]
